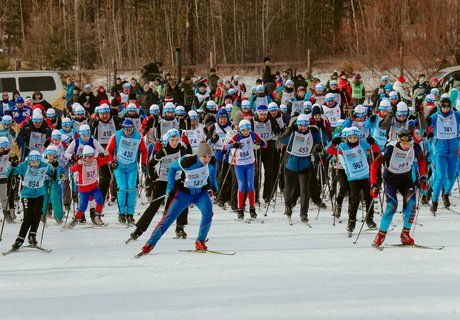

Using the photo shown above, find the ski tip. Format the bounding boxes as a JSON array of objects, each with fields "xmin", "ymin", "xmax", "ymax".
[{"xmin": 134, "ymin": 252, "xmax": 146, "ymax": 259}]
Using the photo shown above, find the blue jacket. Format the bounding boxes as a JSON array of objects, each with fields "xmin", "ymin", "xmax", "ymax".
[
  {"xmin": 11, "ymin": 105, "xmax": 33, "ymax": 124},
  {"xmin": 429, "ymin": 109, "xmax": 460, "ymax": 156},
  {"xmin": 280, "ymin": 128, "xmax": 320, "ymax": 172},
  {"xmin": 167, "ymin": 155, "xmax": 217, "ymax": 195},
  {"xmin": 7, "ymin": 160, "xmax": 55, "ymax": 198}
]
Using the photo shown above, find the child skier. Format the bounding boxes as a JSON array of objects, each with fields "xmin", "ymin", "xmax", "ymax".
[
  {"xmin": 68, "ymin": 145, "xmax": 108, "ymax": 228},
  {"xmin": 7, "ymin": 150, "xmax": 56, "ymax": 250}
]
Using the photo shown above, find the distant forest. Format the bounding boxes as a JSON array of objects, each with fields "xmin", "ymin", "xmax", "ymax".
[{"xmin": 0, "ymin": 0, "xmax": 459, "ymax": 74}]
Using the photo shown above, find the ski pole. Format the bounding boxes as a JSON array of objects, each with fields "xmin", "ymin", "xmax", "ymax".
[
  {"xmin": 315, "ymin": 154, "xmax": 325, "ymax": 220},
  {"xmin": 353, "ymin": 198, "xmax": 375, "ymax": 244},
  {"xmin": 1, "ymin": 169, "xmax": 17, "ymax": 241},
  {"xmin": 216, "ymin": 163, "xmax": 232, "ymax": 201},
  {"xmin": 411, "ymin": 188, "xmax": 422, "ymax": 237},
  {"xmin": 40, "ymin": 169, "xmax": 55, "ymax": 246},
  {"xmin": 263, "ymin": 134, "xmax": 294, "ymax": 217},
  {"xmin": 146, "ymin": 194, "xmax": 167, "ymax": 204}
]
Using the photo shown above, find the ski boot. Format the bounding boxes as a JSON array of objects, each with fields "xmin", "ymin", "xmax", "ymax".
[
  {"xmin": 334, "ymin": 205, "xmax": 342, "ymax": 219},
  {"xmin": 12, "ymin": 237, "xmax": 24, "ymax": 250},
  {"xmin": 366, "ymin": 218, "xmax": 377, "ymax": 229},
  {"xmin": 372, "ymin": 230, "xmax": 387, "ymax": 247},
  {"xmin": 249, "ymin": 207, "xmax": 257, "ymax": 219},
  {"xmin": 28, "ymin": 233, "xmax": 38, "ymax": 246},
  {"xmin": 300, "ymin": 213, "xmax": 309, "ymax": 224},
  {"xmin": 442, "ymin": 192, "xmax": 450, "ymax": 209},
  {"xmin": 175, "ymin": 225, "xmax": 187, "ymax": 239},
  {"xmin": 217, "ymin": 202, "xmax": 226, "ymax": 210},
  {"xmin": 421, "ymin": 195, "xmax": 429, "ymax": 205},
  {"xmin": 118, "ymin": 214, "xmax": 127, "ymax": 224},
  {"xmin": 284, "ymin": 206, "xmax": 292, "ymax": 217},
  {"xmin": 89, "ymin": 208, "xmax": 97, "ymax": 224},
  {"xmin": 315, "ymin": 201, "xmax": 327, "ymax": 209},
  {"xmin": 142, "ymin": 243, "xmax": 154, "ymax": 253},
  {"xmin": 126, "ymin": 215, "xmax": 135, "ymax": 225},
  {"xmin": 430, "ymin": 202, "xmax": 438, "ymax": 215},
  {"xmin": 4, "ymin": 210, "xmax": 14, "ymax": 223},
  {"xmin": 195, "ymin": 240, "xmax": 208, "ymax": 251},
  {"xmin": 237, "ymin": 209, "xmax": 244, "ymax": 220},
  {"xmin": 347, "ymin": 219, "xmax": 356, "ymax": 236},
  {"xmin": 129, "ymin": 228, "xmax": 143, "ymax": 241},
  {"xmin": 55, "ymin": 218, "xmax": 63, "ymax": 225},
  {"xmin": 78, "ymin": 213, "xmax": 87, "ymax": 223},
  {"xmin": 67, "ymin": 218, "xmax": 78, "ymax": 229},
  {"xmin": 93, "ymin": 214, "xmax": 105, "ymax": 226},
  {"xmin": 400, "ymin": 227, "xmax": 414, "ymax": 245}
]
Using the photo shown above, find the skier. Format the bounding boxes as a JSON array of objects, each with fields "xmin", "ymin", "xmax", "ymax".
[
  {"xmin": 326, "ymin": 126, "xmax": 380, "ymax": 234},
  {"xmin": 0, "ymin": 137, "xmax": 18, "ymax": 223},
  {"xmin": 67, "ymin": 145, "xmax": 108, "ymax": 228},
  {"xmin": 138, "ymin": 143, "xmax": 217, "ymax": 255},
  {"xmin": 226, "ymin": 119, "xmax": 267, "ymax": 220},
  {"xmin": 7, "ymin": 151, "xmax": 56, "ymax": 250},
  {"xmin": 427, "ymin": 98, "xmax": 460, "ymax": 214},
  {"xmin": 128, "ymin": 129, "xmax": 192, "ymax": 242},
  {"xmin": 106, "ymin": 119, "xmax": 148, "ymax": 223},
  {"xmin": 279, "ymin": 114, "xmax": 322, "ymax": 223},
  {"xmin": 41, "ymin": 146, "xmax": 63, "ymax": 223},
  {"xmin": 370, "ymin": 130, "xmax": 428, "ymax": 247}
]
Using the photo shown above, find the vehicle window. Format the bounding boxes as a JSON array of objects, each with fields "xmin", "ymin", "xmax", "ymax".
[
  {"xmin": 0, "ymin": 78, "xmax": 16, "ymax": 92},
  {"xmin": 18, "ymin": 76, "xmax": 56, "ymax": 91}
]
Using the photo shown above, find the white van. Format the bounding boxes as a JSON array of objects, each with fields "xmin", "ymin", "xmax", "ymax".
[{"xmin": 0, "ymin": 71, "xmax": 64, "ymax": 102}]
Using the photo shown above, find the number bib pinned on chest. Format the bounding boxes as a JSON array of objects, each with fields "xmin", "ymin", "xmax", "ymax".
[
  {"xmin": 183, "ymin": 164, "xmax": 209, "ymax": 189},
  {"xmin": 436, "ymin": 113, "xmax": 458, "ymax": 140},
  {"xmin": 117, "ymin": 136, "xmax": 140, "ymax": 164},
  {"xmin": 29, "ymin": 131, "xmax": 46, "ymax": 152},
  {"xmin": 98, "ymin": 120, "xmax": 116, "ymax": 145},
  {"xmin": 288, "ymin": 132, "xmax": 313, "ymax": 157},
  {"xmin": 23, "ymin": 166, "xmax": 48, "ymax": 189},
  {"xmin": 235, "ymin": 137, "xmax": 255, "ymax": 165},
  {"xmin": 340, "ymin": 145, "xmax": 369, "ymax": 180},
  {"xmin": 81, "ymin": 160, "xmax": 98, "ymax": 185},
  {"xmin": 388, "ymin": 144, "xmax": 415, "ymax": 174}
]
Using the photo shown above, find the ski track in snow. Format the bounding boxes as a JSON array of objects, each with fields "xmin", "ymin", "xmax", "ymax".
[{"xmin": 0, "ymin": 195, "xmax": 459, "ymax": 320}]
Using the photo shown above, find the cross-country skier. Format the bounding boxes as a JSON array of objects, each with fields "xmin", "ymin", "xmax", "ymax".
[
  {"xmin": 138, "ymin": 143, "xmax": 217, "ymax": 255},
  {"xmin": 370, "ymin": 130, "xmax": 428, "ymax": 247}
]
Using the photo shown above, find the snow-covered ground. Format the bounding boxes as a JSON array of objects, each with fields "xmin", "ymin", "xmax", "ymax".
[{"xmin": 1, "ymin": 191, "xmax": 460, "ymax": 320}]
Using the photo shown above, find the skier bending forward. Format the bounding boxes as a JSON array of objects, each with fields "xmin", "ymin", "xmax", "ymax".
[{"xmin": 139, "ymin": 142, "xmax": 217, "ymax": 255}]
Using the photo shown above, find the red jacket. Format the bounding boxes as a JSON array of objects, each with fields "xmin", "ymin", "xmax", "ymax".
[{"xmin": 71, "ymin": 157, "xmax": 108, "ymax": 192}]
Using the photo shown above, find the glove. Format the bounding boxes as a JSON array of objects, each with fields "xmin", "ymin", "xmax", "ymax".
[
  {"xmin": 289, "ymin": 124, "xmax": 298, "ymax": 133},
  {"xmin": 10, "ymin": 160, "xmax": 18, "ymax": 167},
  {"xmin": 420, "ymin": 176, "xmax": 428, "ymax": 190},
  {"xmin": 369, "ymin": 114, "xmax": 377, "ymax": 122},
  {"xmin": 391, "ymin": 104, "xmax": 397, "ymax": 114},
  {"xmin": 77, "ymin": 159, "xmax": 83, "ymax": 165},
  {"xmin": 256, "ymin": 140, "xmax": 264, "ymax": 147},
  {"xmin": 111, "ymin": 162, "xmax": 119, "ymax": 169},
  {"xmin": 232, "ymin": 141, "xmax": 242, "ymax": 149},
  {"xmin": 316, "ymin": 121, "xmax": 324, "ymax": 129},
  {"xmin": 370, "ymin": 184, "xmax": 379, "ymax": 198},
  {"xmin": 60, "ymin": 174, "xmax": 68, "ymax": 181},
  {"xmin": 210, "ymin": 134, "xmax": 219, "ymax": 143},
  {"xmin": 314, "ymin": 144, "xmax": 323, "ymax": 153},
  {"xmin": 332, "ymin": 137, "xmax": 342, "ymax": 145},
  {"xmin": 181, "ymin": 134, "xmax": 190, "ymax": 145},
  {"xmin": 141, "ymin": 164, "xmax": 147, "ymax": 174},
  {"xmin": 414, "ymin": 99, "xmax": 423, "ymax": 113},
  {"xmin": 71, "ymin": 154, "xmax": 81, "ymax": 162},
  {"xmin": 366, "ymin": 136, "xmax": 376, "ymax": 145},
  {"xmin": 51, "ymin": 160, "xmax": 59, "ymax": 167},
  {"xmin": 426, "ymin": 132, "xmax": 434, "ymax": 139},
  {"xmin": 153, "ymin": 141, "xmax": 162, "ymax": 152}
]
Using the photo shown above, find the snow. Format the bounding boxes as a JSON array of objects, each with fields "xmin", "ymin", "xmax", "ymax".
[{"xmin": 1, "ymin": 193, "xmax": 460, "ymax": 320}]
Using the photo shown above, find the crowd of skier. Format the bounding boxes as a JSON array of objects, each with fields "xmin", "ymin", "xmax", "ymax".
[{"xmin": 0, "ymin": 61, "xmax": 459, "ymax": 255}]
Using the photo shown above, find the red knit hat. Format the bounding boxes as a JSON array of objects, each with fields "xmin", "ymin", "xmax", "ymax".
[{"xmin": 398, "ymin": 76, "xmax": 405, "ymax": 83}]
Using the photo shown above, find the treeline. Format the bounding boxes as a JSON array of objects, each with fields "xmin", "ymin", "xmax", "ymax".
[{"xmin": 0, "ymin": 0, "xmax": 459, "ymax": 74}]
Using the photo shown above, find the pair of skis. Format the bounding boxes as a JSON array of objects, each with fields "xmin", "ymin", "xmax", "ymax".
[
  {"xmin": 2, "ymin": 245, "xmax": 52, "ymax": 256},
  {"xmin": 135, "ymin": 249, "xmax": 236, "ymax": 259},
  {"xmin": 373, "ymin": 243, "xmax": 445, "ymax": 251}
]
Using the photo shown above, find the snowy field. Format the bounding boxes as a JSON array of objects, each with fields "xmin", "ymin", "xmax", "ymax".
[{"xmin": 1, "ymin": 191, "xmax": 460, "ymax": 320}]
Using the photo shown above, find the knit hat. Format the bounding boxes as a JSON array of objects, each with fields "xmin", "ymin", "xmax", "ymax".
[
  {"xmin": 311, "ymin": 105, "xmax": 322, "ymax": 116},
  {"xmin": 197, "ymin": 143, "xmax": 212, "ymax": 157}
]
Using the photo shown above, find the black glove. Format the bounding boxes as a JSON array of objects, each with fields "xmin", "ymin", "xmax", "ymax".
[
  {"xmin": 332, "ymin": 137, "xmax": 342, "ymax": 145},
  {"xmin": 414, "ymin": 99, "xmax": 423, "ymax": 113},
  {"xmin": 369, "ymin": 114, "xmax": 377, "ymax": 122},
  {"xmin": 426, "ymin": 132, "xmax": 434, "ymax": 139},
  {"xmin": 10, "ymin": 160, "xmax": 18, "ymax": 167},
  {"xmin": 289, "ymin": 124, "xmax": 298, "ymax": 133},
  {"xmin": 111, "ymin": 162, "xmax": 119, "ymax": 169},
  {"xmin": 98, "ymin": 152, "xmax": 105, "ymax": 157},
  {"xmin": 391, "ymin": 104, "xmax": 397, "ymax": 114},
  {"xmin": 210, "ymin": 134, "xmax": 219, "ymax": 143},
  {"xmin": 256, "ymin": 140, "xmax": 264, "ymax": 146},
  {"xmin": 314, "ymin": 144, "xmax": 323, "ymax": 153},
  {"xmin": 71, "ymin": 154, "xmax": 80, "ymax": 162},
  {"xmin": 366, "ymin": 136, "xmax": 376, "ymax": 145},
  {"xmin": 316, "ymin": 121, "xmax": 324, "ymax": 129},
  {"xmin": 51, "ymin": 160, "xmax": 59, "ymax": 167},
  {"xmin": 141, "ymin": 164, "xmax": 147, "ymax": 173},
  {"xmin": 232, "ymin": 141, "xmax": 242, "ymax": 149}
]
